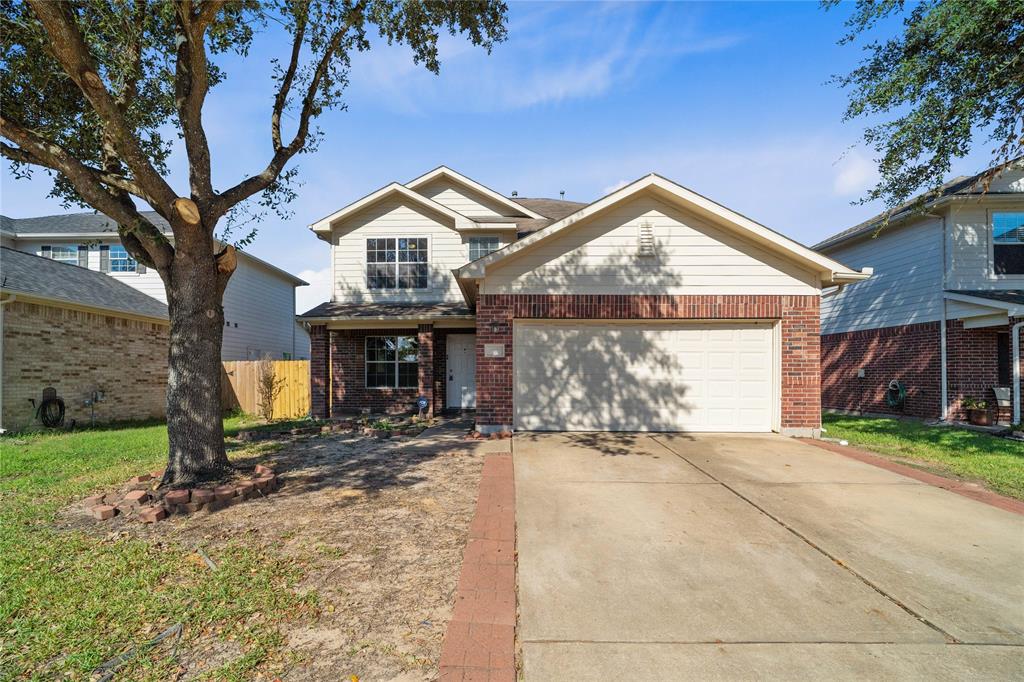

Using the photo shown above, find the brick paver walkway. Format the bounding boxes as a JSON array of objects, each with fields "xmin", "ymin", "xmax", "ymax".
[{"xmin": 440, "ymin": 453, "xmax": 517, "ymax": 681}]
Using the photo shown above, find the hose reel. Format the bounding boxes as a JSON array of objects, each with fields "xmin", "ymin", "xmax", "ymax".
[{"xmin": 885, "ymin": 379, "xmax": 906, "ymax": 409}]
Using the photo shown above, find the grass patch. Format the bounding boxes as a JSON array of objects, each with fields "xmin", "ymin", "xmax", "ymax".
[
  {"xmin": 0, "ymin": 417, "xmax": 318, "ymax": 680},
  {"xmin": 822, "ymin": 413, "xmax": 1024, "ymax": 499}
]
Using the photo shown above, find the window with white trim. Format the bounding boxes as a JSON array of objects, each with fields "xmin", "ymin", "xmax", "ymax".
[
  {"xmin": 109, "ymin": 244, "xmax": 138, "ymax": 272},
  {"xmin": 365, "ymin": 336, "xmax": 419, "ymax": 388},
  {"xmin": 49, "ymin": 245, "xmax": 79, "ymax": 264},
  {"xmin": 468, "ymin": 236, "xmax": 500, "ymax": 261},
  {"xmin": 366, "ymin": 237, "xmax": 428, "ymax": 289},
  {"xmin": 993, "ymin": 211, "xmax": 1024, "ymax": 275}
]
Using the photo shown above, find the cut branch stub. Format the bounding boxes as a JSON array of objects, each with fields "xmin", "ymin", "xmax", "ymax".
[
  {"xmin": 80, "ymin": 69, "xmax": 104, "ymax": 90},
  {"xmin": 174, "ymin": 197, "xmax": 201, "ymax": 225},
  {"xmin": 216, "ymin": 244, "xmax": 237, "ymax": 275}
]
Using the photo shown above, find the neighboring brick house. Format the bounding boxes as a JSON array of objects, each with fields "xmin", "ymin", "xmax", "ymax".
[
  {"xmin": 0, "ymin": 212, "xmax": 309, "ymax": 361},
  {"xmin": 1, "ymin": 247, "xmax": 170, "ymax": 432},
  {"xmin": 300, "ymin": 167, "xmax": 866, "ymax": 436},
  {"xmin": 816, "ymin": 163, "xmax": 1024, "ymax": 424}
]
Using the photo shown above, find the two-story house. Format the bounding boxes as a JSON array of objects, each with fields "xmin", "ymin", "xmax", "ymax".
[
  {"xmin": 300, "ymin": 167, "xmax": 867, "ymax": 436},
  {"xmin": 816, "ymin": 163, "xmax": 1024, "ymax": 424},
  {"xmin": 0, "ymin": 211, "xmax": 310, "ymax": 361}
]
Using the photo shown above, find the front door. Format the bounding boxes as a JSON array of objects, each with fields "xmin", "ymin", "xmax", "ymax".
[{"xmin": 446, "ymin": 334, "xmax": 477, "ymax": 409}]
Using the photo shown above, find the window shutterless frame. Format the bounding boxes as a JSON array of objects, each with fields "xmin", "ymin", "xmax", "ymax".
[
  {"xmin": 365, "ymin": 236, "xmax": 431, "ymax": 290},
  {"xmin": 989, "ymin": 209, "xmax": 1024, "ymax": 277},
  {"xmin": 364, "ymin": 335, "xmax": 419, "ymax": 388}
]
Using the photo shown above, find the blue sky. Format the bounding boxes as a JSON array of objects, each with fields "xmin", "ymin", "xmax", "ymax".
[{"xmin": 0, "ymin": 1, "xmax": 990, "ymax": 311}]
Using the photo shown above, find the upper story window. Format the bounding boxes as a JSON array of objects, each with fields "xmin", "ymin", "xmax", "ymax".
[
  {"xmin": 993, "ymin": 211, "xmax": 1024, "ymax": 275},
  {"xmin": 109, "ymin": 244, "xmax": 138, "ymax": 272},
  {"xmin": 48, "ymin": 245, "xmax": 80, "ymax": 265},
  {"xmin": 367, "ymin": 237, "xmax": 428, "ymax": 289},
  {"xmin": 468, "ymin": 236, "xmax": 500, "ymax": 261}
]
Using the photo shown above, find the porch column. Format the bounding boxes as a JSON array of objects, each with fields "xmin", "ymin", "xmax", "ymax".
[
  {"xmin": 309, "ymin": 325, "xmax": 329, "ymax": 419},
  {"xmin": 418, "ymin": 323, "xmax": 434, "ymax": 416}
]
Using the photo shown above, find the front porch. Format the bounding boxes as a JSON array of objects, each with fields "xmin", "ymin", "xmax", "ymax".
[{"xmin": 302, "ymin": 302, "xmax": 478, "ymax": 419}]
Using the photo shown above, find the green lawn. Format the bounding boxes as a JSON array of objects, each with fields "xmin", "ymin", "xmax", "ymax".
[
  {"xmin": 822, "ymin": 413, "xmax": 1024, "ymax": 500},
  {"xmin": 0, "ymin": 416, "xmax": 320, "ymax": 681}
]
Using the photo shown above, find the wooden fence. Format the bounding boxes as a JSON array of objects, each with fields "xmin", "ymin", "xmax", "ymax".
[{"xmin": 221, "ymin": 360, "xmax": 310, "ymax": 419}]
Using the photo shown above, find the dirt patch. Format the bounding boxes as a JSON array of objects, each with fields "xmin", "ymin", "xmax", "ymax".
[{"xmin": 57, "ymin": 428, "xmax": 485, "ymax": 680}]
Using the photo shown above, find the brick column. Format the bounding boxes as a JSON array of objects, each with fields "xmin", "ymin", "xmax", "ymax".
[
  {"xmin": 475, "ymin": 296, "xmax": 513, "ymax": 432},
  {"xmin": 418, "ymin": 323, "xmax": 434, "ymax": 416},
  {"xmin": 309, "ymin": 325, "xmax": 328, "ymax": 419}
]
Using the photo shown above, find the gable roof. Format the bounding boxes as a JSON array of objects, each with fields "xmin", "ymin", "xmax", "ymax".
[
  {"xmin": 814, "ymin": 161, "xmax": 1024, "ymax": 251},
  {"xmin": 0, "ymin": 247, "xmax": 168, "ymax": 321},
  {"xmin": 309, "ymin": 182, "xmax": 475, "ymax": 237},
  {"xmin": 406, "ymin": 166, "xmax": 546, "ymax": 219},
  {"xmin": 456, "ymin": 173, "xmax": 868, "ymax": 287},
  {"xmin": 2, "ymin": 211, "xmax": 308, "ymax": 286}
]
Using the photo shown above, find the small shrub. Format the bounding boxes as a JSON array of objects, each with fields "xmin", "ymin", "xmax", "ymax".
[
  {"xmin": 370, "ymin": 418, "xmax": 393, "ymax": 431},
  {"xmin": 256, "ymin": 355, "xmax": 287, "ymax": 422}
]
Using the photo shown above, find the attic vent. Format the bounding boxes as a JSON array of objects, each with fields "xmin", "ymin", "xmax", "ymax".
[{"xmin": 637, "ymin": 222, "xmax": 656, "ymax": 256}]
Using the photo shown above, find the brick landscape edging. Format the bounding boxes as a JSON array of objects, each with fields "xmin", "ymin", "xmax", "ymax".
[
  {"xmin": 803, "ymin": 439, "xmax": 1024, "ymax": 516},
  {"xmin": 439, "ymin": 453, "xmax": 516, "ymax": 681}
]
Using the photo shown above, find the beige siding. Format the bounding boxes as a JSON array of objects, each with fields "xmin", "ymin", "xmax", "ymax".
[
  {"xmin": 331, "ymin": 200, "xmax": 511, "ymax": 304},
  {"xmin": 414, "ymin": 178, "xmax": 520, "ymax": 218},
  {"xmin": 482, "ymin": 195, "xmax": 818, "ymax": 296},
  {"xmin": 820, "ymin": 217, "xmax": 944, "ymax": 334},
  {"xmin": 947, "ymin": 200, "xmax": 1024, "ymax": 290}
]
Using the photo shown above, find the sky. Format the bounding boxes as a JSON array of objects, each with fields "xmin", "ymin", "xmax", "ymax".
[{"xmin": 0, "ymin": 1, "xmax": 991, "ymax": 312}]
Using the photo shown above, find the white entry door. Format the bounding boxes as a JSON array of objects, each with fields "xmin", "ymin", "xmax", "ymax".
[
  {"xmin": 513, "ymin": 321, "xmax": 774, "ymax": 432},
  {"xmin": 446, "ymin": 334, "xmax": 477, "ymax": 409}
]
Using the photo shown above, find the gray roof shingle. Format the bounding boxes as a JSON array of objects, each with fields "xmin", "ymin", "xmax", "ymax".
[
  {"xmin": 4, "ymin": 210, "xmax": 172, "ymax": 235},
  {"xmin": 0, "ymin": 247, "xmax": 169, "ymax": 320},
  {"xmin": 298, "ymin": 301, "xmax": 473, "ymax": 320},
  {"xmin": 946, "ymin": 289, "xmax": 1024, "ymax": 306}
]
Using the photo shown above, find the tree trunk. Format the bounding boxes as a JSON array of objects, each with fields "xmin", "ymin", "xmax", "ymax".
[{"xmin": 161, "ymin": 231, "xmax": 232, "ymax": 487}]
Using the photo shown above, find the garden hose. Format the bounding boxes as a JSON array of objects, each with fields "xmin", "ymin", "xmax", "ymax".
[
  {"xmin": 885, "ymin": 380, "xmax": 906, "ymax": 409},
  {"xmin": 37, "ymin": 397, "xmax": 66, "ymax": 428}
]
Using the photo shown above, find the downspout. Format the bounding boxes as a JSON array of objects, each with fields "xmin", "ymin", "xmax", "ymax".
[
  {"xmin": 1014, "ymin": 321, "xmax": 1024, "ymax": 425},
  {"xmin": 940, "ymin": 300, "xmax": 948, "ymax": 421}
]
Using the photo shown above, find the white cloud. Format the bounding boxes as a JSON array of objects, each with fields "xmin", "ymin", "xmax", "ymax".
[
  {"xmin": 295, "ymin": 267, "xmax": 332, "ymax": 314},
  {"xmin": 602, "ymin": 179, "xmax": 631, "ymax": 195},
  {"xmin": 833, "ymin": 150, "xmax": 878, "ymax": 196}
]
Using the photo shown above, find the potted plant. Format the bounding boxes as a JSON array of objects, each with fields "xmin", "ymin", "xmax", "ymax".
[{"xmin": 963, "ymin": 398, "xmax": 992, "ymax": 426}]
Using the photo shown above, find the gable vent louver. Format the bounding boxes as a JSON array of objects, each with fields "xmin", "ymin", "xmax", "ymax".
[{"xmin": 637, "ymin": 222, "xmax": 656, "ymax": 257}]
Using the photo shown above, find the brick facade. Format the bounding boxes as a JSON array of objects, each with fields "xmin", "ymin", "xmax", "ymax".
[
  {"xmin": 308, "ymin": 324, "xmax": 477, "ymax": 418},
  {"xmin": 475, "ymin": 294, "xmax": 821, "ymax": 433},
  {"xmin": 821, "ymin": 319, "xmax": 1019, "ymax": 421},
  {"xmin": 1, "ymin": 300, "xmax": 168, "ymax": 431}
]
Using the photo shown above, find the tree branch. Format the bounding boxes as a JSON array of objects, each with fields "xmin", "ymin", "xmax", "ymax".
[
  {"xmin": 0, "ymin": 116, "xmax": 174, "ymax": 269},
  {"xmin": 272, "ymin": 7, "xmax": 307, "ymax": 151},
  {"xmin": 28, "ymin": 0, "xmax": 179, "ymax": 215},
  {"xmin": 174, "ymin": 1, "xmax": 223, "ymax": 203},
  {"xmin": 0, "ymin": 140, "xmax": 146, "ymax": 198}
]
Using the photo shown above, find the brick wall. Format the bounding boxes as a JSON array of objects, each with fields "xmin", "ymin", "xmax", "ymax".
[
  {"xmin": 2, "ymin": 300, "xmax": 168, "ymax": 431},
  {"xmin": 475, "ymin": 294, "xmax": 821, "ymax": 432},
  {"xmin": 821, "ymin": 319, "xmax": 1016, "ymax": 421}
]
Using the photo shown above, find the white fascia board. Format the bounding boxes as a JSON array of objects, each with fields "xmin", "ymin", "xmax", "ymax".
[
  {"xmin": 406, "ymin": 166, "xmax": 545, "ymax": 219},
  {"xmin": 462, "ymin": 222, "xmax": 520, "ymax": 231},
  {"xmin": 309, "ymin": 182, "xmax": 474, "ymax": 234},
  {"xmin": 456, "ymin": 173, "xmax": 867, "ymax": 285},
  {"xmin": 944, "ymin": 291, "xmax": 1024, "ymax": 316}
]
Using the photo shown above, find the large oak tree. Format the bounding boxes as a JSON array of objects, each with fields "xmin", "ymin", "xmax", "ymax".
[{"xmin": 1, "ymin": 0, "xmax": 507, "ymax": 486}]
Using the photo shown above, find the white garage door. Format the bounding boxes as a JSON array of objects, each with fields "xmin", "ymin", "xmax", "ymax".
[{"xmin": 513, "ymin": 321, "xmax": 775, "ymax": 432}]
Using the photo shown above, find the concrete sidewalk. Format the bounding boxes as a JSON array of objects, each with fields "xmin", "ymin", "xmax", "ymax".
[{"xmin": 514, "ymin": 432, "xmax": 1024, "ymax": 680}]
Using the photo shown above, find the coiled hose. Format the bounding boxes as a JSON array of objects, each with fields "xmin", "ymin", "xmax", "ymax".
[
  {"xmin": 885, "ymin": 380, "xmax": 906, "ymax": 409},
  {"xmin": 37, "ymin": 397, "xmax": 66, "ymax": 428}
]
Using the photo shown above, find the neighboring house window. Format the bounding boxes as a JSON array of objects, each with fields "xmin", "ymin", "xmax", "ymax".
[
  {"xmin": 48, "ymin": 245, "xmax": 79, "ymax": 265},
  {"xmin": 365, "ymin": 336, "xmax": 419, "ymax": 388},
  {"xmin": 993, "ymin": 211, "xmax": 1024, "ymax": 275},
  {"xmin": 109, "ymin": 244, "xmax": 138, "ymax": 272},
  {"xmin": 468, "ymin": 236, "xmax": 500, "ymax": 261},
  {"xmin": 366, "ymin": 238, "xmax": 428, "ymax": 289}
]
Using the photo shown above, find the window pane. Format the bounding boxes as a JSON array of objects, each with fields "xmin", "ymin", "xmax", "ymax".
[
  {"xmin": 50, "ymin": 245, "xmax": 78, "ymax": 263},
  {"xmin": 398, "ymin": 263, "xmax": 428, "ymax": 289},
  {"xmin": 994, "ymin": 245, "xmax": 1024, "ymax": 275},
  {"xmin": 367, "ymin": 263, "xmax": 396, "ymax": 289},
  {"xmin": 469, "ymin": 236, "xmax": 500, "ymax": 261},
  {"xmin": 396, "ymin": 336, "xmax": 419, "ymax": 362},
  {"xmin": 366, "ymin": 362, "xmax": 394, "ymax": 388},
  {"xmin": 109, "ymin": 244, "xmax": 137, "ymax": 272},
  {"xmin": 397, "ymin": 362, "xmax": 418, "ymax": 388},
  {"xmin": 993, "ymin": 212, "xmax": 1024, "ymax": 243},
  {"xmin": 366, "ymin": 336, "xmax": 396, "ymax": 362}
]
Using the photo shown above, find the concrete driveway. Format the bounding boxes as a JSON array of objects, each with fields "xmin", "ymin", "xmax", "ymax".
[{"xmin": 514, "ymin": 433, "xmax": 1024, "ymax": 680}]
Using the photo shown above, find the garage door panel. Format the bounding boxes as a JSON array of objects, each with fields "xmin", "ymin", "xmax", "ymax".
[{"xmin": 514, "ymin": 322, "xmax": 773, "ymax": 432}]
